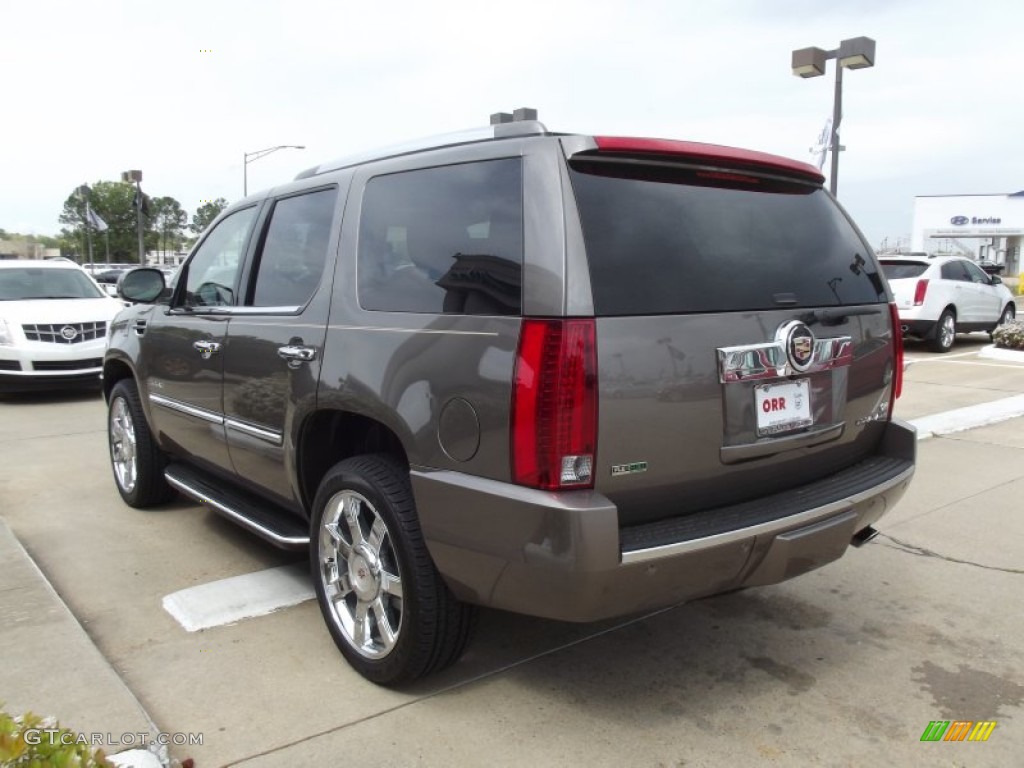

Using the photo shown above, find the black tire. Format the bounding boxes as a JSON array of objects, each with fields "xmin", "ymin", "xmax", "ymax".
[
  {"xmin": 310, "ymin": 454, "xmax": 475, "ymax": 686},
  {"xmin": 928, "ymin": 309, "xmax": 956, "ymax": 353},
  {"xmin": 991, "ymin": 303, "xmax": 1016, "ymax": 338},
  {"xmin": 107, "ymin": 379, "xmax": 175, "ymax": 507}
]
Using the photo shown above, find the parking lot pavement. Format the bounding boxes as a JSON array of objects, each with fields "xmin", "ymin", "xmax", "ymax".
[
  {"xmin": 0, "ymin": 518, "xmax": 158, "ymax": 747},
  {"xmin": 2, "ymin": 353, "xmax": 1023, "ymax": 766},
  {"xmin": 900, "ymin": 334, "xmax": 1024, "ymax": 419}
]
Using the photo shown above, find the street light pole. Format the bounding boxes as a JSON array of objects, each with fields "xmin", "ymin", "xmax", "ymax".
[
  {"xmin": 830, "ymin": 59, "xmax": 843, "ymax": 195},
  {"xmin": 243, "ymin": 144, "xmax": 305, "ymax": 196},
  {"xmin": 791, "ymin": 37, "xmax": 876, "ymax": 197},
  {"xmin": 121, "ymin": 170, "xmax": 145, "ymax": 263},
  {"xmin": 135, "ymin": 177, "xmax": 144, "ymax": 264}
]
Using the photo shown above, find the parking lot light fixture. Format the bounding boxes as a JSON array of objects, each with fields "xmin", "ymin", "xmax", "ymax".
[
  {"xmin": 791, "ymin": 37, "xmax": 876, "ymax": 196},
  {"xmin": 243, "ymin": 145, "xmax": 305, "ymax": 196}
]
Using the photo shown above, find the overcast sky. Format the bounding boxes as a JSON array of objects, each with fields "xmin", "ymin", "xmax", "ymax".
[{"xmin": 3, "ymin": 0, "xmax": 1022, "ymax": 249}]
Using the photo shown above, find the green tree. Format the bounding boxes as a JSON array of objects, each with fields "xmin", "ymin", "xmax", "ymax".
[
  {"xmin": 151, "ymin": 196, "xmax": 187, "ymax": 256},
  {"xmin": 191, "ymin": 198, "xmax": 229, "ymax": 235},
  {"xmin": 58, "ymin": 181, "xmax": 142, "ymax": 263},
  {"xmin": 0, "ymin": 231, "xmax": 60, "ymax": 249}
]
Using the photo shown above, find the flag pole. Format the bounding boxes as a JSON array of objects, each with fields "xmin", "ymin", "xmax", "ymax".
[
  {"xmin": 86, "ymin": 211, "xmax": 94, "ymax": 270},
  {"xmin": 79, "ymin": 187, "xmax": 95, "ymax": 271}
]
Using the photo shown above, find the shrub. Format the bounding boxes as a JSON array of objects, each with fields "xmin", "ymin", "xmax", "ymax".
[
  {"xmin": 0, "ymin": 707, "xmax": 113, "ymax": 767},
  {"xmin": 992, "ymin": 319, "xmax": 1024, "ymax": 351}
]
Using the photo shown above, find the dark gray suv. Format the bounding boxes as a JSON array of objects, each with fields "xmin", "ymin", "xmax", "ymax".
[{"xmin": 104, "ymin": 112, "xmax": 915, "ymax": 685}]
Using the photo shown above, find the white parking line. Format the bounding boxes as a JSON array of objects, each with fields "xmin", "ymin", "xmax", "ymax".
[
  {"xmin": 903, "ymin": 349, "xmax": 981, "ymax": 367},
  {"xmin": 162, "ymin": 563, "xmax": 313, "ymax": 632},
  {"xmin": 162, "ymin": 392, "xmax": 1024, "ymax": 634},
  {"xmin": 905, "ymin": 349, "xmax": 979, "ymax": 363},
  {"xmin": 939, "ymin": 361, "xmax": 1024, "ymax": 370}
]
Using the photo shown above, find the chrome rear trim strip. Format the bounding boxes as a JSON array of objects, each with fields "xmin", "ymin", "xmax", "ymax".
[
  {"xmin": 717, "ymin": 335, "xmax": 852, "ymax": 382},
  {"xmin": 621, "ymin": 465, "xmax": 913, "ymax": 565}
]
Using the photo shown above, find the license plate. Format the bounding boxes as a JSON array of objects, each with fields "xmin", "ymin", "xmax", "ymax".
[{"xmin": 755, "ymin": 379, "xmax": 812, "ymax": 436}]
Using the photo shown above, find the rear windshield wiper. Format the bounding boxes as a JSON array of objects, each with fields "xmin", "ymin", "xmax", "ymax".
[{"xmin": 800, "ymin": 306, "xmax": 881, "ymax": 326}]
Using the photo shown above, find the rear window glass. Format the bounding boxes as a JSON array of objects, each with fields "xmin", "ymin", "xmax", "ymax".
[
  {"xmin": 881, "ymin": 261, "xmax": 929, "ymax": 279},
  {"xmin": 569, "ymin": 160, "xmax": 886, "ymax": 315}
]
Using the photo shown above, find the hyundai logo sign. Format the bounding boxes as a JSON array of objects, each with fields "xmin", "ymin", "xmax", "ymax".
[{"xmin": 949, "ymin": 215, "xmax": 1003, "ymax": 226}]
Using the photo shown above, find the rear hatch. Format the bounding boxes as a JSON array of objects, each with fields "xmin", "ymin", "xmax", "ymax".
[
  {"xmin": 565, "ymin": 138, "xmax": 899, "ymax": 529},
  {"xmin": 880, "ymin": 259, "xmax": 930, "ymax": 311}
]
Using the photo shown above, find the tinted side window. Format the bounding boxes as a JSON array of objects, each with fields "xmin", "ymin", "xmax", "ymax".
[
  {"xmin": 569, "ymin": 161, "xmax": 886, "ymax": 315},
  {"xmin": 941, "ymin": 262, "xmax": 970, "ymax": 282},
  {"xmin": 251, "ymin": 188, "xmax": 337, "ymax": 307},
  {"xmin": 358, "ymin": 159, "xmax": 523, "ymax": 315},
  {"xmin": 962, "ymin": 260, "xmax": 990, "ymax": 284},
  {"xmin": 181, "ymin": 207, "xmax": 258, "ymax": 308}
]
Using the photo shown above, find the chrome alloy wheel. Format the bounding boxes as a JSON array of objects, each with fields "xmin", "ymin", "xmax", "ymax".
[
  {"xmin": 109, "ymin": 396, "xmax": 138, "ymax": 493},
  {"xmin": 318, "ymin": 490, "xmax": 403, "ymax": 659},
  {"xmin": 939, "ymin": 313, "xmax": 956, "ymax": 349}
]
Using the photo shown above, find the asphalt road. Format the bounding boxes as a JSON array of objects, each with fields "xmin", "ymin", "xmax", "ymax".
[{"xmin": 2, "ymin": 338, "xmax": 1023, "ymax": 767}]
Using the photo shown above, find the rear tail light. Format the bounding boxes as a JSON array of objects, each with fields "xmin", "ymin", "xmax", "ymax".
[
  {"xmin": 888, "ymin": 302, "xmax": 904, "ymax": 409},
  {"xmin": 913, "ymin": 279, "xmax": 929, "ymax": 306},
  {"xmin": 511, "ymin": 318, "xmax": 598, "ymax": 490}
]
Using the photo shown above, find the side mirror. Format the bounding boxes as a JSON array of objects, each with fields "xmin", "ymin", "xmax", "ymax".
[
  {"xmin": 119, "ymin": 267, "xmax": 166, "ymax": 303},
  {"xmin": 990, "ymin": 275, "xmax": 1003, "ymax": 286}
]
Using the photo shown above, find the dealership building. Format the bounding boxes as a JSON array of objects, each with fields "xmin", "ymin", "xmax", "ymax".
[{"xmin": 911, "ymin": 192, "xmax": 1024, "ymax": 276}]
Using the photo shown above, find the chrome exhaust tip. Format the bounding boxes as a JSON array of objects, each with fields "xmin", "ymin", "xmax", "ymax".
[{"xmin": 851, "ymin": 526, "xmax": 879, "ymax": 548}]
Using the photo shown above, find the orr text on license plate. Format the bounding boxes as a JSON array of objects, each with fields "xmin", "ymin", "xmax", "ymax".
[{"xmin": 755, "ymin": 379, "xmax": 812, "ymax": 435}]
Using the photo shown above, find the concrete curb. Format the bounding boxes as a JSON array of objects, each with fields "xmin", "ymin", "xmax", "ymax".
[
  {"xmin": 0, "ymin": 518, "xmax": 166, "ymax": 767},
  {"xmin": 977, "ymin": 343, "xmax": 1024, "ymax": 363},
  {"xmin": 908, "ymin": 394, "xmax": 1024, "ymax": 440}
]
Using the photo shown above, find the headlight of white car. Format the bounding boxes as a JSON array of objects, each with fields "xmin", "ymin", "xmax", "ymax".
[{"xmin": 0, "ymin": 318, "xmax": 13, "ymax": 346}]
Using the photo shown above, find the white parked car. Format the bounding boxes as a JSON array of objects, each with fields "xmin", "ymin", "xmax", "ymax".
[
  {"xmin": 0, "ymin": 259, "xmax": 124, "ymax": 391},
  {"xmin": 881, "ymin": 255, "xmax": 1016, "ymax": 352}
]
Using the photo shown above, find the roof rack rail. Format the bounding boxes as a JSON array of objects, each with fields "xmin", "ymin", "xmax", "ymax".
[{"xmin": 296, "ymin": 109, "xmax": 547, "ymax": 180}]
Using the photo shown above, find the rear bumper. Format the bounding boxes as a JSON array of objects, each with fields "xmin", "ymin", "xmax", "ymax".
[
  {"xmin": 894, "ymin": 305, "xmax": 939, "ymax": 338},
  {"xmin": 899, "ymin": 319, "xmax": 937, "ymax": 339},
  {"xmin": 412, "ymin": 419, "xmax": 916, "ymax": 622}
]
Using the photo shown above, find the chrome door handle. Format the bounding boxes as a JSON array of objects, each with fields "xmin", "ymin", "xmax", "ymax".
[
  {"xmin": 277, "ymin": 345, "xmax": 317, "ymax": 367},
  {"xmin": 193, "ymin": 340, "xmax": 222, "ymax": 359}
]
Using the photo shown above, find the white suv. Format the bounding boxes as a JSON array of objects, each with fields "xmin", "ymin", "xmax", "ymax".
[
  {"xmin": 881, "ymin": 255, "xmax": 1016, "ymax": 352},
  {"xmin": 0, "ymin": 259, "xmax": 124, "ymax": 391}
]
